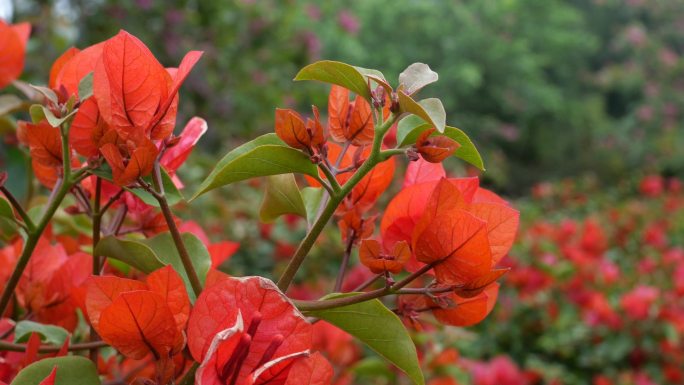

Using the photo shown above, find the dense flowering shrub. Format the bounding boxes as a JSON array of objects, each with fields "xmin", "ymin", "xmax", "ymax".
[
  {"xmin": 451, "ymin": 176, "xmax": 684, "ymax": 385},
  {"xmin": 0, "ymin": 26, "xmax": 518, "ymax": 385}
]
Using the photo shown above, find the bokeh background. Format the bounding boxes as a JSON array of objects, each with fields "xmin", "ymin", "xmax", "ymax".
[{"xmin": 3, "ymin": 1, "xmax": 684, "ymax": 384}]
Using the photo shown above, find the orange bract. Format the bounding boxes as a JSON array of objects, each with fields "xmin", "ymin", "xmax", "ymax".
[
  {"xmin": 53, "ymin": 43, "xmax": 104, "ymax": 97},
  {"xmin": 430, "ymin": 283, "xmax": 500, "ymax": 327},
  {"xmin": 359, "ymin": 239, "xmax": 410, "ymax": 274},
  {"xmin": 0, "ymin": 21, "xmax": 30, "ymax": 89},
  {"xmin": 16, "ymin": 120, "xmax": 80, "ymax": 188},
  {"xmin": 99, "ymin": 138, "xmax": 159, "ymax": 186},
  {"xmin": 382, "ymin": 177, "xmax": 519, "ymax": 279},
  {"xmin": 187, "ymin": 276, "xmax": 330, "ymax": 385},
  {"xmin": 275, "ymin": 108, "xmax": 310, "ymax": 150},
  {"xmin": 327, "ymin": 85, "xmax": 374, "ymax": 145},
  {"xmin": 98, "ymin": 290, "xmax": 178, "ymax": 360},
  {"xmin": 93, "ymin": 31, "xmax": 171, "ymax": 141},
  {"xmin": 85, "ymin": 266, "xmax": 189, "ymax": 361},
  {"xmin": 415, "ymin": 128, "xmax": 460, "ymax": 163}
]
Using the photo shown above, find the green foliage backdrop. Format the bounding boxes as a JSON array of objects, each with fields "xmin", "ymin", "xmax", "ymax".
[{"xmin": 10, "ymin": 0, "xmax": 684, "ymax": 192}]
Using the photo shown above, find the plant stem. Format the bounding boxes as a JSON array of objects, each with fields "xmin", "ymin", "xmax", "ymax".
[
  {"xmin": 92, "ymin": 177, "xmax": 102, "ymax": 275},
  {"xmin": 0, "ymin": 186, "xmax": 35, "ymax": 232},
  {"xmin": 0, "ymin": 340, "xmax": 108, "ymax": 353},
  {"xmin": 317, "ymin": 162, "xmax": 341, "ymax": 193},
  {"xmin": 276, "ymin": 113, "xmax": 398, "ymax": 292},
  {"xmin": 333, "ymin": 231, "xmax": 355, "ymax": 292},
  {"xmin": 295, "ymin": 260, "xmax": 437, "ymax": 311},
  {"xmin": 90, "ymin": 177, "xmax": 102, "ymax": 362},
  {"xmin": 151, "ymin": 161, "xmax": 203, "ymax": 297}
]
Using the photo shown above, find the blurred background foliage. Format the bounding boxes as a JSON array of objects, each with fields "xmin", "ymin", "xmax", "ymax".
[{"xmin": 9, "ymin": 0, "xmax": 684, "ymax": 194}]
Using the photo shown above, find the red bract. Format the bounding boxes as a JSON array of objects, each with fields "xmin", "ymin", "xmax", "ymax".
[
  {"xmin": 382, "ymin": 178, "xmax": 519, "ymax": 283},
  {"xmin": 93, "ymin": 30, "xmax": 202, "ymax": 142},
  {"xmin": 99, "ymin": 137, "xmax": 158, "ymax": 186},
  {"xmin": 338, "ymin": 209, "xmax": 375, "ymax": 245},
  {"xmin": 161, "ymin": 117, "xmax": 208, "ymax": 185},
  {"xmin": 359, "ymin": 239, "xmax": 410, "ymax": 274},
  {"xmin": 328, "ymin": 85, "xmax": 374, "ymax": 145},
  {"xmin": 429, "ymin": 283, "xmax": 500, "ymax": 327},
  {"xmin": 85, "ymin": 266, "xmax": 189, "ymax": 362},
  {"xmin": 48, "ymin": 30, "xmax": 203, "ymax": 186},
  {"xmin": 12, "ymin": 237, "xmax": 91, "ymax": 331},
  {"xmin": 0, "ymin": 20, "xmax": 30, "ymax": 89},
  {"xmin": 275, "ymin": 107, "xmax": 325, "ymax": 152},
  {"xmin": 403, "ymin": 158, "xmax": 446, "ymax": 187},
  {"xmin": 16, "ymin": 121, "xmax": 80, "ymax": 188},
  {"xmin": 415, "ymin": 128, "xmax": 459, "ymax": 163},
  {"xmin": 187, "ymin": 276, "xmax": 331, "ymax": 385}
]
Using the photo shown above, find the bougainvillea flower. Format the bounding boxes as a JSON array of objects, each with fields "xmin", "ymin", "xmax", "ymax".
[
  {"xmin": 9, "ymin": 236, "xmax": 91, "ymax": 331},
  {"xmin": 275, "ymin": 107, "xmax": 324, "ymax": 151},
  {"xmin": 0, "ymin": 20, "xmax": 30, "ymax": 89},
  {"xmin": 405, "ymin": 283, "xmax": 500, "ymax": 328},
  {"xmin": 415, "ymin": 128, "xmax": 459, "ymax": 163},
  {"xmin": 359, "ymin": 239, "xmax": 410, "ymax": 274},
  {"xmin": 337, "ymin": 208, "xmax": 375, "ymax": 245},
  {"xmin": 328, "ymin": 85, "xmax": 374, "ymax": 145},
  {"xmin": 85, "ymin": 266, "xmax": 189, "ymax": 361},
  {"xmin": 187, "ymin": 276, "xmax": 332, "ymax": 385},
  {"xmin": 99, "ymin": 137, "xmax": 159, "ymax": 186},
  {"xmin": 403, "ymin": 158, "xmax": 446, "ymax": 187},
  {"xmin": 452, "ymin": 268, "xmax": 509, "ymax": 298},
  {"xmin": 161, "ymin": 117, "xmax": 208, "ymax": 182},
  {"xmin": 51, "ymin": 43, "xmax": 104, "ymax": 98},
  {"xmin": 382, "ymin": 178, "xmax": 519, "ymax": 278},
  {"xmin": 16, "ymin": 120, "xmax": 80, "ymax": 188},
  {"xmin": 93, "ymin": 30, "xmax": 202, "ymax": 142}
]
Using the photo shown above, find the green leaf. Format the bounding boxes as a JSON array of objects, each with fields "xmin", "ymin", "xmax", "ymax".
[
  {"xmin": 259, "ymin": 174, "xmax": 306, "ymax": 223},
  {"xmin": 396, "ymin": 122, "xmax": 485, "ymax": 170},
  {"xmin": 193, "ymin": 143, "xmax": 318, "ymax": 200},
  {"xmin": 14, "ymin": 321, "xmax": 69, "ymax": 345},
  {"xmin": 78, "ymin": 72, "xmax": 94, "ymax": 101},
  {"xmin": 396, "ymin": 116, "xmax": 428, "ymax": 147},
  {"xmin": 29, "ymin": 104, "xmax": 77, "ymax": 127},
  {"xmin": 399, "ymin": 63, "xmax": 438, "ymax": 95},
  {"xmin": 0, "ymin": 196, "xmax": 14, "ymax": 220},
  {"xmin": 0, "ymin": 94, "xmax": 23, "ymax": 115},
  {"xmin": 301, "ymin": 186, "xmax": 324, "ymax": 225},
  {"xmin": 142, "ymin": 232, "xmax": 211, "ymax": 301},
  {"xmin": 354, "ymin": 66, "xmax": 393, "ymax": 94},
  {"xmin": 193, "ymin": 134, "xmax": 285, "ymax": 199},
  {"xmin": 28, "ymin": 85, "xmax": 58, "ymax": 105},
  {"xmin": 295, "ymin": 60, "xmax": 372, "ymax": 101},
  {"xmin": 95, "ymin": 236, "xmax": 165, "ymax": 275},
  {"xmin": 445, "ymin": 126, "xmax": 485, "ymax": 171},
  {"xmin": 397, "ymin": 92, "xmax": 446, "ymax": 133},
  {"xmin": 10, "ymin": 356, "xmax": 101, "ymax": 385},
  {"xmin": 307, "ymin": 294, "xmax": 424, "ymax": 385}
]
